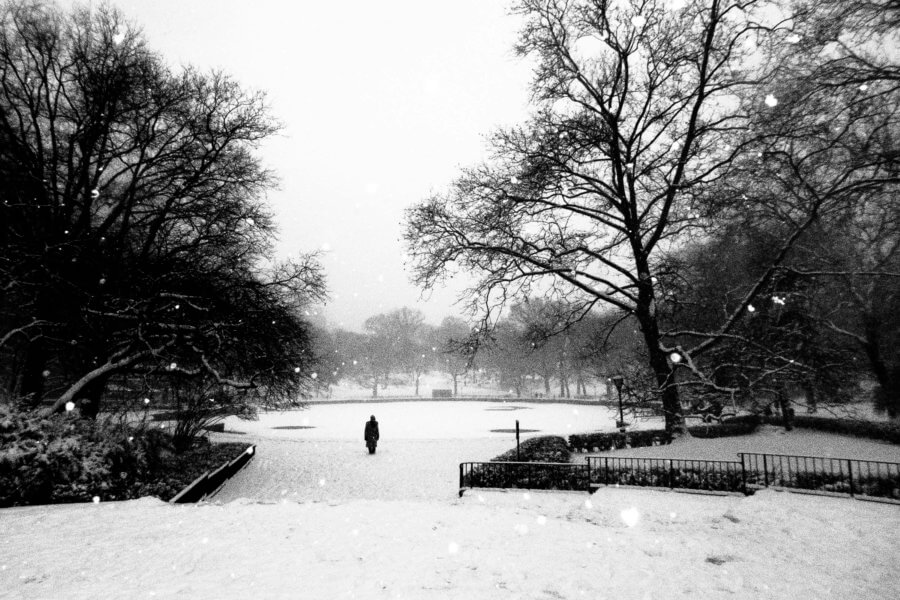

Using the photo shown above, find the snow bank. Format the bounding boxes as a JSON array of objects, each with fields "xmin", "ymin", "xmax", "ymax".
[{"xmin": 2, "ymin": 488, "xmax": 897, "ymax": 599}]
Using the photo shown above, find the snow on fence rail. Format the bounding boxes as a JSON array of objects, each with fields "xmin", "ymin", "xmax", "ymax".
[
  {"xmin": 459, "ymin": 453, "xmax": 900, "ymax": 503},
  {"xmin": 170, "ymin": 445, "xmax": 256, "ymax": 504}
]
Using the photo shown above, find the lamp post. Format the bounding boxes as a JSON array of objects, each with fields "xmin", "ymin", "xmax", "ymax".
[{"xmin": 611, "ymin": 375, "xmax": 626, "ymax": 430}]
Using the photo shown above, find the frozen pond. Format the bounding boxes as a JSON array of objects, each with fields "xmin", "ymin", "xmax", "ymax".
[{"xmin": 221, "ymin": 400, "xmax": 664, "ymax": 441}]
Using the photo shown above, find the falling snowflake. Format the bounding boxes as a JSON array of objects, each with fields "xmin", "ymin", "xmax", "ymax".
[
  {"xmin": 514, "ymin": 523, "xmax": 529, "ymax": 535},
  {"xmin": 99, "ymin": 278, "xmax": 106, "ymax": 285},
  {"xmin": 764, "ymin": 94, "xmax": 779, "ymax": 107},
  {"xmin": 859, "ymin": 84, "xmax": 869, "ymax": 92},
  {"xmin": 747, "ymin": 304, "xmax": 756, "ymax": 313},
  {"xmin": 670, "ymin": 352, "xmax": 682, "ymax": 363},
  {"xmin": 536, "ymin": 516, "xmax": 547, "ymax": 526},
  {"xmin": 169, "ymin": 362, "xmax": 177, "ymax": 370},
  {"xmin": 311, "ymin": 372, "xmax": 318, "ymax": 379},
  {"xmin": 318, "ymin": 478, "xmax": 326, "ymax": 486},
  {"xmin": 90, "ymin": 189, "xmax": 100, "ymax": 199},
  {"xmin": 669, "ymin": 511, "xmax": 677, "ymax": 519},
  {"xmin": 584, "ymin": 500, "xmax": 593, "ymax": 509},
  {"xmin": 510, "ymin": 176, "xmax": 519, "ymax": 184},
  {"xmin": 65, "ymin": 401, "xmax": 75, "ymax": 412},
  {"xmin": 144, "ymin": 398, "xmax": 150, "ymax": 405},
  {"xmin": 447, "ymin": 542, "xmax": 460, "ymax": 554},
  {"xmin": 620, "ymin": 507, "xmax": 640, "ymax": 527},
  {"xmin": 631, "ymin": 14, "xmax": 647, "ymax": 28},
  {"xmin": 522, "ymin": 493, "xmax": 531, "ymax": 501},
  {"xmin": 92, "ymin": 496, "xmax": 101, "ymax": 504},
  {"xmin": 785, "ymin": 33, "xmax": 801, "ymax": 44},
  {"xmin": 112, "ymin": 31, "xmax": 125, "ymax": 45},
  {"xmin": 294, "ymin": 367, "xmax": 301, "ymax": 373},
  {"xmin": 321, "ymin": 242, "xmax": 332, "ymax": 251},
  {"xmin": 41, "ymin": 370, "xmax": 50, "ymax": 377}
]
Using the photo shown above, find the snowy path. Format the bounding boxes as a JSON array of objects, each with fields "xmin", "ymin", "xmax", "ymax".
[{"xmin": 212, "ymin": 436, "xmax": 515, "ymax": 502}]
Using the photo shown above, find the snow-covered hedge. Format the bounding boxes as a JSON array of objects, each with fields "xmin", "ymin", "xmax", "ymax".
[
  {"xmin": 490, "ymin": 435, "xmax": 571, "ymax": 463},
  {"xmin": 0, "ymin": 405, "xmax": 246, "ymax": 507},
  {"xmin": 568, "ymin": 429, "xmax": 669, "ymax": 452}
]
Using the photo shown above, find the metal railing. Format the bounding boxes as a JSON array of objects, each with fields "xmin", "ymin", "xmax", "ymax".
[
  {"xmin": 738, "ymin": 453, "xmax": 900, "ymax": 500},
  {"xmin": 588, "ymin": 456, "xmax": 746, "ymax": 494},
  {"xmin": 459, "ymin": 461, "xmax": 590, "ymax": 496},
  {"xmin": 459, "ymin": 453, "xmax": 900, "ymax": 503}
]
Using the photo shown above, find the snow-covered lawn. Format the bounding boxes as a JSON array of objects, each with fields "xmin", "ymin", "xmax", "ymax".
[
  {"xmin": 3, "ymin": 401, "xmax": 898, "ymax": 599},
  {"xmin": 3, "ymin": 487, "xmax": 898, "ymax": 599},
  {"xmin": 213, "ymin": 401, "xmax": 658, "ymax": 502},
  {"xmin": 573, "ymin": 425, "xmax": 900, "ymax": 464},
  {"xmin": 220, "ymin": 401, "xmax": 654, "ymax": 440}
]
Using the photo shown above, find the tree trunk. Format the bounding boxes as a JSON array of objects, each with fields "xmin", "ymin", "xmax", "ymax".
[
  {"xmin": 778, "ymin": 394, "xmax": 794, "ymax": 431},
  {"xmin": 19, "ymin": 338, "xmax": 48, "ymax": 407},
  {"xmin": 452, "ymin": 373, "xmax": 458, "ymax": 396},
  {"xmin": 372, "ymin": 375, "xmax": 378, "ymax": 398},
  {"xmin": 75, "ymin": 374, "xmax": 109, "ymax": 419},
  {"xmin": 634, "ymin": 295, "xmax": 685, "ymax": 435},
  {"xmin": 802, "ymin": 378, "xmax": 817, "ymax": 414},
  {"xmin": 862, "ymin": 321, "xmax": 899, "ymax": 415}
]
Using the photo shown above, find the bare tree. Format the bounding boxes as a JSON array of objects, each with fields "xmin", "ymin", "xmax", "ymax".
[{"xmin": 405, "ymin": 0, "xmax": 795, "ymax": 433}]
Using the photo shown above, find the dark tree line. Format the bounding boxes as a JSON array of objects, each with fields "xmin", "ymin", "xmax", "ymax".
[{"xmin": 0, "ymin": 1, "xmax": 326, "ymax": 420}]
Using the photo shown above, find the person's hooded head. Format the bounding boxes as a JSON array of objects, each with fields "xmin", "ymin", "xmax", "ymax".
[{"xmin": 370, "ymin": 415, "xmax": 376, "ymax": 421}]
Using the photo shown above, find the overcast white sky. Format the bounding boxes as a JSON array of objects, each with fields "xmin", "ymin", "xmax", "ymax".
[{"xmin": 73, "ymin": 0, "xmax": 535, "ymax": 330}]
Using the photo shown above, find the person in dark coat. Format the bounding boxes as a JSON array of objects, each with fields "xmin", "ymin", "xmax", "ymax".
[{"xmin": 364, "ymin": 415, "xmax": 379, "ymax": 454}]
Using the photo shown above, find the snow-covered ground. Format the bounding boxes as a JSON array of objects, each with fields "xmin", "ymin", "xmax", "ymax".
[
  {"xmin": 213, "ymin": 401, "xmax": 659, "ymax": 502},
  {"xmin": 221, "ymin": 401, "xmax": 656, "ymax": 440},
  {"xmin": 3, "ymin": 487, "xmax": 898, "ymax": 599},
  {"xmin": 573, "ymin": 424, "xmax": 900, "ymax": 464},
  {"xmin": 3, "ymin": 401, "xmax": 899, "ymax": 599}
]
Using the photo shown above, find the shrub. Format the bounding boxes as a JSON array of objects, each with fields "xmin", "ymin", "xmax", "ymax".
[
  {"xmin": 688, "ymin": 416, "xmax": 760, "ymax": 438},
  {"xmin": 491, "ymin": 435, "xmax": 571, "ymax": 463},
  {"xmin": 594, "ymin": 462, "xmax": 746, "ymax": 493},
  {"xmin": 0, "ymin": 405, "xmax": 247, "ymax": 507},
  {"xmin": 568, "ymin": 429, "xmax": 670, "ymax": 452},
  {"xmin": 461, "ymin": 436, "xmax": 581, "ymax": 491}
]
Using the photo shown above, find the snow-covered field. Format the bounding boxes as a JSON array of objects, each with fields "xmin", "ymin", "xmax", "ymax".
[
  {"xmin": 213, "ymin": 401, "xmax": 658, "ymax": 502},
  {"xmin": 3, "ymin": 487, "xmax": 898, "ymax": 599},
  {"xmin": 221, "ymin": 401, "xmax": 656, "ymax": 440},
  {"xmin": 3, "ymin": 400, "xmax": 899, "ymax": 599}
]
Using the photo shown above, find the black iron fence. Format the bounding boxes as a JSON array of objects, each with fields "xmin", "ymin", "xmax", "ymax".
[
  {"xmin": 739, "ymin": 453, "xmax": 900, "ymax": 499},
  {"xmin": 588, "ymin": 456, "xmax": 746, "ymax": 494},
  {"xmin": 459, "ymin": 461, "xmax": 590, "ymax": 496},
  {"xmin": 459, "ymin": 453, "xmax": 900, "ymax": 502}
]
